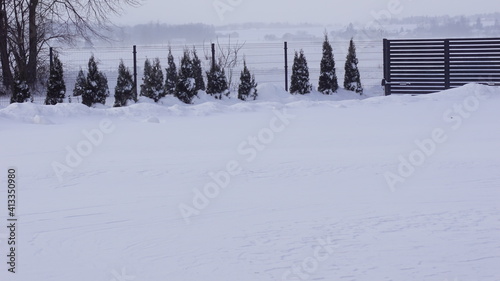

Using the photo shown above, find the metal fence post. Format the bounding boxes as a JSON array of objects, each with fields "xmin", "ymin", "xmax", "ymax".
[
  {"xmin": 444, "ymin": 39, "xmax": 450, "ymax": 90},
  {"xmin": 133, "ymin": 45, "xmax": 138, "ymax": 99},
  {"xmin": 284, "ymin": 41, "xmax": 288, "ymax": 92},
  {"xmin": 211, "ymin": 43, "xmax": 216, "ymax": 69},
  {"xmin": 382, "ymin": 39, "xmax": 391, "ymax": 96}
]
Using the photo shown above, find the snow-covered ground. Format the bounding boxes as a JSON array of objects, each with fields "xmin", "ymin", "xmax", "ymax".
[{"xmin": 0, "ymin": 84, "xmax": 499, "ymax": 281}]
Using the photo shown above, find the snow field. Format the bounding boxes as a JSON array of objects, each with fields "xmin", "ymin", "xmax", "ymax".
[{"xmin": 0, "ymin": 84, "xmax": 499, "ymax": 281}]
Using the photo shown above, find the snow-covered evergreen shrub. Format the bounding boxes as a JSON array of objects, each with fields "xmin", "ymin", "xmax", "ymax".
[
  {"xmin": 238, "ymin": 60, "xmax": 258, "ymax": 101},
  {"xmin": 344, "ymin": 38, "xmax": 363, "ymax": 95},
  {"xmin": 82, "ymin": 55, "xmax": 109, "ymax": 107},
  {"xmin": 73, "ymin": 68, "xmax": 86, "ymax": 97},
  {"xmin": 290, "ymin": 50, "xmax": 312, "ymax": 95},
  {"xmin": 206, "ymin": 62, "xmax": 229, "ymax": 99},
  {"xmin": 165, "ymin": 47, "xmax": 178, "ymax": 96},
  {"xmin": 10, "ymin": 69, "xmax": 31, "ymax": 103},
  {"xmin": 45, "ymin": 53, "xmax": 66, "ymax": 105},
  {"xmin": 192, "ymin": 47, "xmax": 205, "ymax": 92},
  {"xmin": 140, "ymin": 58, "xmax": 164, "ymax": 102},
  {"xmin": 318, "ymin": 34, "xmax": 338, "ymax": 95},
  {"xmin": 176, "ymin": 50, "xmax": 197, "ymax": 104},
  {"xmin": 114, "ymin": 60, "xmax": 135, "ymax": 107}
]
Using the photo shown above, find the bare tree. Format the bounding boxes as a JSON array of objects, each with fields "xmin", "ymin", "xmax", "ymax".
[
  {"xmin": 0, "ymin": 0, "xmax": 140, "ymax": 95},
  {"xmin": 205, "ymin": 36, "xmax": 245, "ymax": 92}
]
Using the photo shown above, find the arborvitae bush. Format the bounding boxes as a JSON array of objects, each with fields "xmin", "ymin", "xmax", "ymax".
[
  {"xmin": 82, "ymin": 55, "xmax": 109, "ymax": 107},
  {"xmin": 73, "ymin": 68, "xmax": 86, "ymax": 97},
  {"xmin": 238, "ymin": 60, "xmax": 258, "ymax": 101},
  {"xmin": 318, "ymin": 34, "xmax": 338, "ymax": 95},
  {"xmin": 165, "ymin": 47, "xmax": 178, "ymax": 96},
  {"xmin": 114, "ymin": 60, "xmax": 135, "ymax": 107},
  {"xmin": 344, "ymin": 38, "xmax": 363, "ymax": 94},
  {"xmin": 96, "ymin": 72, "xmax": 109, "ymax": 105},
  {"xmin": 45, "ymin": 53, "xmax": 66, "ymax": 105},
  {"xmin": 192, "ymin": 47, "xmax": 205, "ymax": 92},
  {"xmin": 206, "ymin": 62, "xmax": 229, "ymax": 99},
  {"xmin": 140, "ymin": 58, "xmax": 153, "ymax": 99},
  {"xmin": 176, "ymin": 50, "xmax": 197, "ymax": 104},
  {"xmin": 140, "ymin": 58, "xmax": 164, "ymax": 102},
  {"xmin": 290, "ymin": 49, "xmax": 312, "ymax": 95},
  {"xmin": 10, "ymin": 69, "xmax": 31, "ymax": 103}
]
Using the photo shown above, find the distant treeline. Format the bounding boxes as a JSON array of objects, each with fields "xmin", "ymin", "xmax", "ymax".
[
  {"xmin": 102, "ymin": 23, "xmax": 218, "ymax": 45},
  {"xmin": 333, "ymin": 12, "xmax": 500, "ymax": 40},
  {"xmin": 86, "ymin": 13, "xmax": 500, "ymax": 46}
]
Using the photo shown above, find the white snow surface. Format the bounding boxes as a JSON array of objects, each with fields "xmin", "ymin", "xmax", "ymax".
[{"xmin": 0, "ymin": 84, "xmax": 499, "ymax": 281}]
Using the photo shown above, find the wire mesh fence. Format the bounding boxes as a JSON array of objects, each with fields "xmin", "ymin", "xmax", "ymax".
[{"xmin": 0, "ymin": 39, "xmax": 384, "ymax": 106}]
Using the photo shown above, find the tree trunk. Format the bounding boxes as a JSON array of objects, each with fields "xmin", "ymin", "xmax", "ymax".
[
  {"xmin": 27, "ymin": 0, "xmax": 38, "ymax": 86},
  {"xmin": 0, "ymin": 0, "xmax": 13, "ymax": 91}
]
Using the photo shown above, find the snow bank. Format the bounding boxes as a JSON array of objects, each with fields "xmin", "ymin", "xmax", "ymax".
[{"xmin": 2, "ymin": 83, "xmax": 498, "ymax": 125}]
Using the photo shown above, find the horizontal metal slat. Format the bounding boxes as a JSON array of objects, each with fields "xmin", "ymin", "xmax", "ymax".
[
  {"xmin": 450, "ymin": 41, "xmax": 500, "ymax": 46},
  {"xmin": 449, "ymin": 70, "xmax": 500, "ymax": 74},
  {"xmin": 388, "ymin": 82, "xmax": 446, "ymax": 86},
  {"xmin": 391, "ymin": 53, "xmax": 445, "ymax": 58},
  {"xmin": 450, "ymin": 65, "xmax": 500, "ymax": 69},
  {"xmin": 390, "ymin": 72, "xmax": 444, "ymax": 76},
  {"xmin": 450, "ymin": 45, "xmax": 500, "ymax": 50},
  {"xmin": 390, "ymin": 42, "xmax": 445, "ymax": 47},
  {"xmin": 450, "ymin": 48, "xmax": 500, "ymax": 53},
  {"xmin": 450, "ymin": 61, "xmax": 500, "ymax": 66},
  {"xmin": 450, "ymin": 58, "xmax": 500, "ymax": 62},
  {"xmin": 389, "ymin": 75, "xmax": 445, "ymax": 79},
  {"xmin": 449, "ymin": 53, "xmax": 500, "ymax": 58},
  {"xmin": 390, "ymin": 59, "xmax": 445, "ymax": 63},
  {"xmin": 391, "ymin": 65, "xmax": 444, "ymax": 69},
  {"xmin": 390, "ymin": 47, "xmax": 445, "ymax": 52}
]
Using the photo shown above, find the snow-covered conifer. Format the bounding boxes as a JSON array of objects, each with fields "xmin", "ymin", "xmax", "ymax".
[
  {"xmin": 82, "ymin": 55, "xmax": 109, "ymax": 107},
  {"xmin": 176, "ymin": 50, "xmax": 197, "ymax": 104},
  {"xmin": 206, "ymin": 61, "xmax": 229, "ymax": 99},
  {"xmin": 165, "ymin": 47, "xmax": 178, "ymax": 96},
  {"xmin": 344, "ymin": 38, "xmax": 363, "ymax": 94},
  {"xmin": 318, "ymin": 34, "xmax": 338, "ymax": 95},
  {"xmin": 140, "ymin": 57, "xmax": 164, "ymax": 102},
  {"xmin": 192, "ymin": 47, "xmax": 205, "ymax": 92},
  {"xmin": 114, "ymin": 60, "xmax": 135, "ymax": 107},
  {"xmin": 73, "ymin": 68, "xmax": 86, "ymax": 97},
  {"xmin": 238, "ymin": 60, "xmax": 258, "ymax": 101},
  {"xmin": 10, "ymin": 69, "xmax": 31, "ymax": 103},
  {"xmin": 290, "ymin": 50, "xmax": 312, "ymax": 95},
  {"xmin": 45, "ymin": 53, "xmax": 66, "ymax": 105}
]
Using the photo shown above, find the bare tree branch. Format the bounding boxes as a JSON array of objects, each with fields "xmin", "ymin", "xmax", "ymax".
[{"xmin": 0, "ymin": 0, "xmax": 142, "ymax": 93}]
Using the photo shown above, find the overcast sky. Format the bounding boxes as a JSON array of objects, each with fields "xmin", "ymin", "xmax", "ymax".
[{"xmin": 113, "ymin": 0, "xmax": 499, "ymax": 26}]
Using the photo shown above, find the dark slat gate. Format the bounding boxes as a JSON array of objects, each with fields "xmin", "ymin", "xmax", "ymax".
[{"xmin": 383, "ymin": 37, "xmax": 500, "ymax": 95}]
